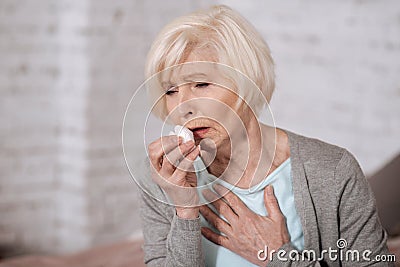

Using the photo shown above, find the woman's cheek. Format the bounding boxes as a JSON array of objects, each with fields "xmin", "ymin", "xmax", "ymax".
[
  {"xmin": 165, "ymin": 99, "xmax": 176, "ymax": 113},
  {"xmin": 211, "ymin": 127, "xmax": 230, "ymax": 147}
]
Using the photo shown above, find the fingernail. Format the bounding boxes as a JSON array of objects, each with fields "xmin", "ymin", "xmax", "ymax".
[
  {"xmin": 190, "ymin": 147, "xmax": 200, "ymax": 159},
  {"xmin": 185, "ymin": 140, "xmax": 194, "ymax": 146}
]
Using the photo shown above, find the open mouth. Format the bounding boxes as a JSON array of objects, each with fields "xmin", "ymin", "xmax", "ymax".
[{"xmin": 190, "ymin": 127, "xmax": 210, "ymax": 138}]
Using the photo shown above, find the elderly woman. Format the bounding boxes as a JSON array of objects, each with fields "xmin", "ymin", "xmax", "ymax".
[{"xmin": 139, "ymin": 5, "xmax": 392, "ymax": 267}]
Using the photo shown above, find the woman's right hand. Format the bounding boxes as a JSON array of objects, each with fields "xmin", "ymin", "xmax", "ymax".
[{"xmin": 148, "ymin": 135, "xmax": 200, "ymax": 219}]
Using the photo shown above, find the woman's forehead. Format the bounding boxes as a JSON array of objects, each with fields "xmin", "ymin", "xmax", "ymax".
[
  {"xmin": 160, "ymin": 62, "xmax": 219, "ymax": 85},
  {"xmin": 160, "ymin": 45, "xmax": 221, "ymax": 81}
]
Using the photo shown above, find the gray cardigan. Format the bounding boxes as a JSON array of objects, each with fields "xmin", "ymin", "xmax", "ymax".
[{"xmin": 139, "ymin": 129, "xmax": 393, "ymax": 266}]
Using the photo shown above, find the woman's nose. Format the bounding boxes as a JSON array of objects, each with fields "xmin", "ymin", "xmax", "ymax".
[{"xmin": 177, "ymin": 85, "xmax": 195, "ymax": 118}]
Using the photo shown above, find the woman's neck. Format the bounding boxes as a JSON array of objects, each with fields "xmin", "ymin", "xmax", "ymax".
[{"xmin": 207, "ymin": 115, "xmax": 288, "ymax": 189}]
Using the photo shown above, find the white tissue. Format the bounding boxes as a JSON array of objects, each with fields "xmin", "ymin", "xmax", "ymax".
[{"xmin": 169, "ymin": 125, "xmax": 194, "ymax": 143}]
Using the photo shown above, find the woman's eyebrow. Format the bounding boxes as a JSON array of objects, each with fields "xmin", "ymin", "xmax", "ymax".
[
  {"xmin": 160, "ymin": 73, "xmax": 210, "ymax": 88},
  {"xmin": 160, "ymin": 81, "xmax": 176, "ymax": 89}
]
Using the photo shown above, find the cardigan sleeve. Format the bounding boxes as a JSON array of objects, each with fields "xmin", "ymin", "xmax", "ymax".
[
  {"xmin": 335, "ymin": 150, "xmax": 394, "ymax": 266},
  {"xmin": 140, "ymin": 189, "xmax": 204, "ymax": 267}
]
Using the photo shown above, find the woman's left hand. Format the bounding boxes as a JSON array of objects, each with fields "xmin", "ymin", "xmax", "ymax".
[{"xmin": 199, "ymin": 184, "xmax": 290, "ymax": 266}]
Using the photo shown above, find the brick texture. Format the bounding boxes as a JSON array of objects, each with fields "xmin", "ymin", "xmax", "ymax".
[{"xmin": 220, "ymin": 0, "xmax": 400, "ymax": 174}]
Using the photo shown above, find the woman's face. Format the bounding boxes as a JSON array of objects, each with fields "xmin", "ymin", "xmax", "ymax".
[{"xmin": 163, "ymin": 48, "xmax": 246, "ymax": 147}]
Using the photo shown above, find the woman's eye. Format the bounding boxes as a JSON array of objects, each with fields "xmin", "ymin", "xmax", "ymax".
[
  {"xmin": 195, "ymin": 82, "xmax": 210, "ymax": 88},
  {"xmin": 165, "ymin": 87, "xmax": 178, "ymax": 95}
]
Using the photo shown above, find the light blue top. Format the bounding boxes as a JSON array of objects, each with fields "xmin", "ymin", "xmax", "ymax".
[{"xmin": 194, "ymin": 157, "xmax": 304, "ymax": 267}]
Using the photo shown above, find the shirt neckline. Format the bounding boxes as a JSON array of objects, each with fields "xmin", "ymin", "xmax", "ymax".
[{"xmin": 195, "ymin": 157, "xmax": 291, "ymax": 195}]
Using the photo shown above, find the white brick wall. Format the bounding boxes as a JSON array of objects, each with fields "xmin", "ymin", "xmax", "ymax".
[
  {"xmin": 0, "ymin": 0, "xmax": 399, "ymax": 256},
  {"xmin": 219, "ymin": 0, "xmax": 400, "ymax": 175},
  {"xmin": 0, "ymin": 0, "xmax": 62, "ymax": 254}
]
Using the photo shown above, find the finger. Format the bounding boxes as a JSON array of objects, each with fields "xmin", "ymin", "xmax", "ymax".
[
  {"xmin": 264, "ymin": 185, "xmax": 283, "ymax": 219},
  {"xmin": 162, "ymin": 141, "xmax": 195, "ymax": 173},
  {"xmin": 213, "ymin": 184, "xmax": 246, "ymax": 215},
  {"xmin": 171, "ymin": 145, "xmax": 200, "ymax": 180},
  {"xmin": 148, "ymin": 136, "xmax": 182, "ymax": 170},
  {"xmin": 201, "ymin": 227, "xmax": 230, "ymax": 249},
  {"xmin": 199, "ymin": 205, "xmax": 231, "ymax": 234},
  {"xmin": 202, "ymin": 189, "xmax": 238, "ymax": 222}
]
